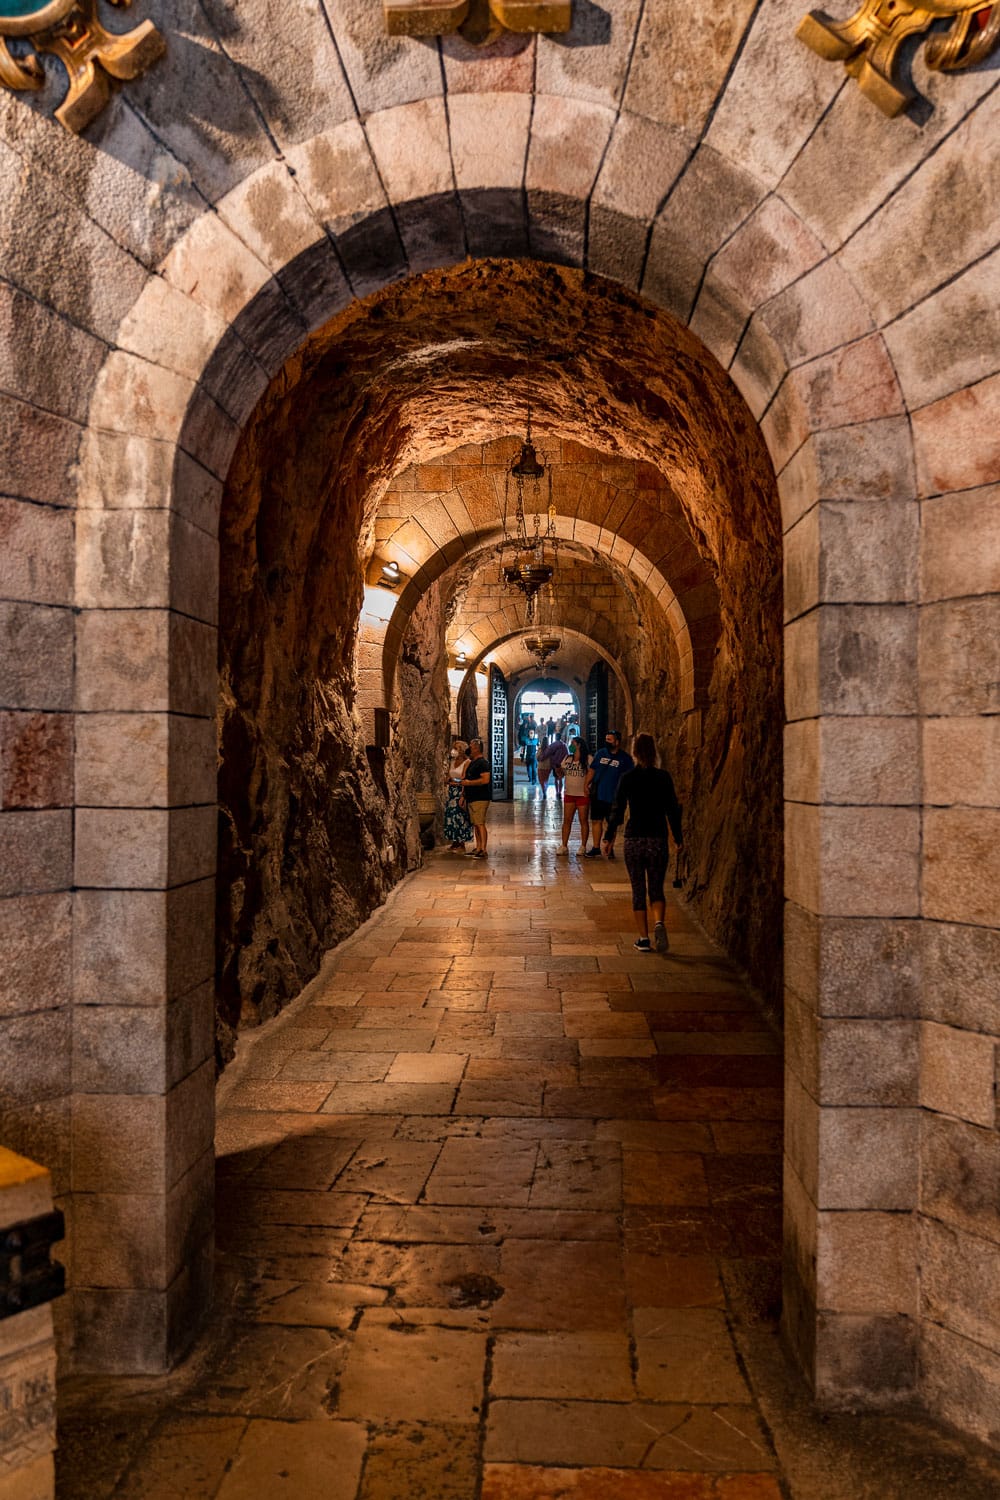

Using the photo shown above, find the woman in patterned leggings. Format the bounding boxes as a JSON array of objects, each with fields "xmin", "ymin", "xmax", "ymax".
[{"xmin": 602, "ymin": 733, "xmax": 683, "ymax": 952}]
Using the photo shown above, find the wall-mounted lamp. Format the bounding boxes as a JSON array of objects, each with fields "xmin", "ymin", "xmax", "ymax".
[{"xmin": 366, "ymin": 556, "xmax": 406, "ymax": 591}]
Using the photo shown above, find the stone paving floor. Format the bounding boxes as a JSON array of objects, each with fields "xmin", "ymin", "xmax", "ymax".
[{"xmin": 57, "ymin": 780, "xmax": 1000, "ymax": 1499}]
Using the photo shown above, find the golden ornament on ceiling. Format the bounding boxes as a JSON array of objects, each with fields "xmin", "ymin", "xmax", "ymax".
[
  {"xmin": 0, "ymin": 0, "xmax": 164, "ymax": 132},
  {"xmin": 797, "ymin": 0, "xmax": 1000, "ymax": 117},
  {"xmin": 384, "ymin": 0, "xmax": 571, "ymax": 44}
]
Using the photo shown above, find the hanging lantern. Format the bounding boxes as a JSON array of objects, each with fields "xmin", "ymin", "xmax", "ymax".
[
  {"xmin": 498, "ymin": 407, "xmax": 557, "ymax": 621},
  {"xmin": 524, "ymin": 633, "xmax": 562, "ymax": 670}
]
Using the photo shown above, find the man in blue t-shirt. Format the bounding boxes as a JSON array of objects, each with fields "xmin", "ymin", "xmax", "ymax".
[{"xmin": 585, "ymin": 730, "xmax": 634, "ymax": 859}]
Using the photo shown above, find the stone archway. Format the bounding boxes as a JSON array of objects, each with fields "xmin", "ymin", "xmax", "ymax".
[
  {"xmin": 452, "ymin": 628, "xmax": 636, "ymax": 743},
  {"xmin": 360, "ymin": 496, "xmax": 706, "ymax": 728},
  {"xmin": 71, "ymin": 162, "xmax": 924, "ymax": 1429},
  {"xmin": 356, "ymin": 443, "xmax": 716, "ymax": 722}
]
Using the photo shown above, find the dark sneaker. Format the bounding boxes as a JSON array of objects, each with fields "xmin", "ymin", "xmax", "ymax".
[
  {"xmin": 654, "ymin": 922, "xmax": 669, "ymax": 953},
  {"xmin": 634, "ymin": 937, "xmax": 652, "ymax": 952},
  {"xmin": 471, "ymin": 850, "xmax": 487, "ymax": 860},
  {"xmin": 585, "ymin": 848, "xmax": 602, "ymax": 859},
  {"xmin": 606, "ymin": 850, "xmax": 616, "ymax": 861}
]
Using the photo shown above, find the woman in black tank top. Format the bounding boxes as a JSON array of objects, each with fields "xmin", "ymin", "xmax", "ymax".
[{"xmin": 602, "ymin": 734, "xmax": 683, "ymax": 952}]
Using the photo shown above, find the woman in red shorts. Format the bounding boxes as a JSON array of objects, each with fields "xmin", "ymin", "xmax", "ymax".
[{"xmin": 557, "ymin": 738, "xmax": 591, "ymax": 855}]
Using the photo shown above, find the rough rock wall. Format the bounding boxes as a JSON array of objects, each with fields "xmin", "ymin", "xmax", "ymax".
[
  {"xmin": 214, "ymin": 413, "xmax": 416, "ymax": 1065},
  {"xmin": 676, "ymin": 619, "xmax": 782, "ymax": 1012},
  {"xmin": 398, "ymin": 580, "xmax": 451, "ymax": 831}
]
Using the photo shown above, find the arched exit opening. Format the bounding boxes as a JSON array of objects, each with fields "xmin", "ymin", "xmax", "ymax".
[{"xmin": 515, "ymin": 677, "xmax": 579, "ymax": 730}]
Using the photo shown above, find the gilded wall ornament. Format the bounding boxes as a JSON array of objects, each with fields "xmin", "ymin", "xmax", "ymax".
[
  {"xmin": 384, "ymin": 0, "xmax": 571, "ymax": 45},
  {"xmin": 798, "ymin": 0, "xmax": 999, "ymax": 116},
  {"xmin": 0, "ymin": 0, "xmax": 164, "ymax": 133}
]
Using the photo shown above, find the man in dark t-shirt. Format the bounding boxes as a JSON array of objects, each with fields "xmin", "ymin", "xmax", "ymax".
[
  {"xmin": 585, "ymin": 730, "xmax": 634, "ymax": 857},
  {"xmin": 461, "ymin": 737, "xmax": 492, "ymax": 860}
]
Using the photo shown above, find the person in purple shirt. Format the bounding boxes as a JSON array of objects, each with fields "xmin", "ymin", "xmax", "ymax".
[{"xmin": 545, "ymin": 733, "xmax": 569, "ymax": 798}]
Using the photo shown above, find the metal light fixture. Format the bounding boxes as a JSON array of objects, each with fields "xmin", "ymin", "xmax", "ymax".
[
  {"xmin": 498, "ymin": 407, "xmax": 558, "ymax": 622},
  {"xmin": 502, "ymin": 558, "xmax": 554, "ymax": 607},
  {"xmin": 524, "ymin": 633, "xmax": 561, "ymax": 670},
  {"xmin": 378, "ymin": 560, "xmax": 401, "ymax": 589}
]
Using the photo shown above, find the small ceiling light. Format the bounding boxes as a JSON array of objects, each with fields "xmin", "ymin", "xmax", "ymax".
[{"xmin": 379, "ymin": 560, "xmax": 401, "ymax": 588}]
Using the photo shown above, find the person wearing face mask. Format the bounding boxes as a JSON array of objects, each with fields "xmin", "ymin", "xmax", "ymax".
[
  {"xmin": 556, "ymin": 737, "xmax": 591, "ymax": 854},
  {"xmin": 584, "ymin": 729, "xmax": 634, "ymax": 859},
  {"xmin": 444, "ymin": 738, "xmax": 474, "ymax": 851}
]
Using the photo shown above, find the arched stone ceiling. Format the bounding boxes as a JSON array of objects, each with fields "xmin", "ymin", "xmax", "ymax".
[
  {"xmin": 283, "ymin": 261, "xmax": 779, "ymax": 578},
  {"xmin": 443, "ymin": 537, "xmax": 676, "ymax": 690},
  {"xmin": 386, "ymin": 501, "xmax": 687, "ymax": 722},
  {"xmin": 377, "ymin": 504, "xmax": 701, "ymax": 711},
  {"xmin": 220, "ymin": 270, "xmax": 773, "ymax": 729}
]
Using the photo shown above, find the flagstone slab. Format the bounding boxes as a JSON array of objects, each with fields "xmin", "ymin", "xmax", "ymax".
[
  {"xmin": 186, "ymin": 1326, "xmax": 350, "ymax": 1419},
  {"xmin": 485, "ymin": 1398, "xmax": 773, "ymax": 1469},
  {"xmin": 424, "ymin": 1137, "xmax": 539, "ymax": 1205},
  {"xmin": 623, "ymin": 1150, "xmax": 711, "ymax": 1208},
  {"xmin": 337, "ymin": 1319, "xmax": 487, "ymax": 1424},
  {"xmin": 385, "ymin": 1052, "xmax": 468, "ymax": 1084},
  {"xmin": 277, "ymin": 1051, "xmax": 396, "ymax": 1082},
  {"xmin": 491, "ymin": 1332, "xmax": 634, "ymax": 1400},
  {"xmin": 625, "ymin": 1251, "xmax": 726, "ymax": 1309},
  {"xmin": 358, "ymin": 1422, "xmax": 480, "ymax": 1500},
  {"xmin": 454, "ymin": 1079, "xmax": 546, "ymax": 1115},
  {"xmin": 528, "ymin": 1140, "xmax": 623, "ymax": 1211},
  {"xmin": 240, "ymin": 1279, "xmax": 387, "ymax": 1328},
  {"xmin": 334, "ymin": 1140, "xmax": 442, "ymax": 1200},
  {"xmin": 495, "ymin": 1240, "xmax": 626, "ymax": 1330},
  {"xmin": 634, "ymin": 1309, "xmax": 752, "ymax": 1403},
  {"xmin": 324, "ymin": 1029, "xmax": 436, "ymax": 1052},
  {"xmin": 216, "ymin": 1419, "xmax": 366, "ymax": 1500},
  {"xmin": 320, "ymin": 1083, "xmax": 457, "ymax": 1115},
  {"xmin": 114, "ymin": 1417, "xmax": 247, "ymax": 1500}
]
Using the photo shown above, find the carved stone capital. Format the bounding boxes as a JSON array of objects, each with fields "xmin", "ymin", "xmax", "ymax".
[
  {"xmin": 798, "ymin": 0, "xmax": 999, "ymax": 116},
  {"xmin": 0, "ymin": 0, "xmax": 165, "ymax": 132}
]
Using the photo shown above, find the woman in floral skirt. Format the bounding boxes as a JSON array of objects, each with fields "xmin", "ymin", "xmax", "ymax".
[{"xmin": 444, "ymin": 738, "xmax": 474, "ymax": 851}]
